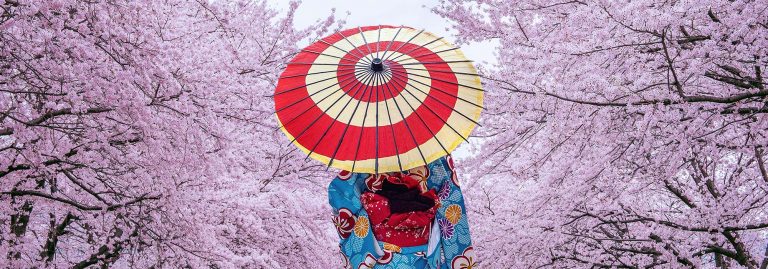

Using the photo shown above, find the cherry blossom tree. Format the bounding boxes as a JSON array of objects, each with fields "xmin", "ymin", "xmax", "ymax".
[
  {"xmin": 1, "ymin": 0, "xmax": 341, "ymax": 267},
  {"xmin": 6, "ymin": 0, "xmax": 767, "ymax": 267},
  {"xmin": 435, "ymin": 0, "xmax": 768, "ymax": 268}
]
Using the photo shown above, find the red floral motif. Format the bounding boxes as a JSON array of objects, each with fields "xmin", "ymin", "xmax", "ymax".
[
  {"xmin": 339, "ymin": 248, "xmax": 350, "ymax": 269},
  {"xmin": 451, "ymin": 174, "xmax": 460, "ymax": 188},
  {"xmin": 445, "ymin": 155, "xmax": 461, "ymax": 187},
  {"xmin": 333, "ymin": 208, "xmax": 356, "ymax": 239},
  {"xmin": 358, "ymin": 254, "xmax": 377, "ymax": 269},
  {"xmin": 451, "ymin": 246, "xmax": 477, "ymax": 269},
  {"xmin": 377, "ymin": 251, "xmax": 393, "ymax": 264},
  {"xmin": 338, "ymin": 170, "xmax": 352, "ymax": 181},
  {"xmin": 365, "ymin": 174, "xmax": 386, "ymax": 192}
]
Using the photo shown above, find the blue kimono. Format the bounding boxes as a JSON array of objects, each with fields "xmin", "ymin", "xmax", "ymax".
[{"xmin": 329, "ymin": 155, "xmax": 477, "ymax": 269}]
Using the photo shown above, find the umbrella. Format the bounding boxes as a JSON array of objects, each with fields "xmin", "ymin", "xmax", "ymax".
[{"xmin": 273, "ymin": 25, "xmax": 483, "ymax": 174}]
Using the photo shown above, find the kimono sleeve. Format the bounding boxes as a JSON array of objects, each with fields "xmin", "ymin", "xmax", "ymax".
[
  {"xmin": 328, "ymin": 171, "xmax": 384, "ymax": 268},
  {"xmin": 425, "ymin": 155, "xmax": 478, "ymax": 269}
]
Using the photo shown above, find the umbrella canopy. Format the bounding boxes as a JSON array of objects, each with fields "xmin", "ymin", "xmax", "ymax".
[{"xmin": 273, "ymin": 25, "xmax": 483, "ymax": 174}]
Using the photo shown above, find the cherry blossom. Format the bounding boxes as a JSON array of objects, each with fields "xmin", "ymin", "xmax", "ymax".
[
  {"xmin": 435, "ymin": 0, "xmax": 768, "ymax": 267},
  {"xmin": 0, "ymin": 0, "xmax": 341, "ymax": 267}
]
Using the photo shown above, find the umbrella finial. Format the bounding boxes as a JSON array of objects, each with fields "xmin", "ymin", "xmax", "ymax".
[{"xmin": 371, "ymin": 58, "xmax": 384, "ymax": 72}]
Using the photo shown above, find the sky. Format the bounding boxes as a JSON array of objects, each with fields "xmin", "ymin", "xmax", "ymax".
[{"xmin": 268, "ymin": 0, "xmax": 498, "ymax": 66}]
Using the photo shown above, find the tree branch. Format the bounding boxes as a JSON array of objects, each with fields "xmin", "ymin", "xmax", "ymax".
[
  {"xmin": 1, "ymin": 190, "xmax": 160, "ymax": 211},
  {"xmin": 0, "ymin": 107, "xmax": 112, "ymax": 136},
  {"xmin": 41, "ymin": 212, "xmax": 77, "ymax": 262}
]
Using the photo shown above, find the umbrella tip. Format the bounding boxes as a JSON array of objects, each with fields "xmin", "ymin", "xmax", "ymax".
[{"xmin": 371, "ymin": 58, "xmax": 384, "ymax": 72}]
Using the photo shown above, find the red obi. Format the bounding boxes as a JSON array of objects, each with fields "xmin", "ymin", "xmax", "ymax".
[{"xmin": 361, "ymin": 173, "xmax": 439, "ymax": 247}]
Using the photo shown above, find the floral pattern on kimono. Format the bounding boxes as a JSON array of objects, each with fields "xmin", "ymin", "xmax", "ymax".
[{"xmin": 328, "ymin": 155, "xmax": 477, "ymax": 268}]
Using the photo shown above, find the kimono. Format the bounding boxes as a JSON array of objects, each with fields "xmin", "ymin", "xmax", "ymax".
[{"xmin": 329, "ymin": 155, "xmax": 477, "ymax": 269}]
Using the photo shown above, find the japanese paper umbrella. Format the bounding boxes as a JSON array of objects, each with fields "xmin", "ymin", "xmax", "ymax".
[{"xmin": 273, "ymin": 25, "xmax": 483, "ymax": 174}]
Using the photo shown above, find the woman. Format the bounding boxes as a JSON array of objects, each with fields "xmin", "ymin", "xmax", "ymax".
[{"xmin": 329, "ymin": 155, "xmax": 477, "ymax": 269}]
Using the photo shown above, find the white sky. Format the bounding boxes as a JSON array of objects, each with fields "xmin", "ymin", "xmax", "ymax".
[{"xmin": 268, "ymin": 0, "xmax": 498, "ymax": 66}]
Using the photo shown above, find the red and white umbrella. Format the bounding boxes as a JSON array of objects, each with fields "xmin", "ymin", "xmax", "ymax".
[{"xmin": 273, "ymin": 25, "xmax": 483, "ymax": 173}]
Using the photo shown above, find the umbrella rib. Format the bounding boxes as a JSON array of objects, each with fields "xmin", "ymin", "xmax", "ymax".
[
  {"xmin": 384, "ymin": 74, "xmax": 451, "ymax": 158},
  {"xmin": 326, "ymin": 72, "xmax": 375, "ymax": 170},
  {"xmin": 387, "ymin": 36, "xmax": 444, "ymax": 62},
  {"xmin": 380, "ymin": 70, "xmax": 429, "ymax": 168},
  {"xmin": 392, "ymin": 47, "xmax": 461, "ymax": 63},
  {"xmin": 397, "ymin": 66, "xmax": 481, "ymax": 77},
  {"xmin": 272, "ymin": 73, "xmax": 349, "ymax": 97},
  {"xmin": 389, "ymin": 73, "xmax": 470, "ymax": 143},
  {"xmin": 382, "ymin": 29, "xmax": 425, "ymax": 62},
  {"xmin": 319, "ymin": 38, "xmax": 371, "ymax": 65},
  {"xmin": 272, "ymin": 68, "xmax": 366, "ymax": 97},
  {"xmin": 390, "ymin": 68, "xmax": 483, "ymax": 109},
  {"xmin": 305, "ymin": 68, "xmax": 374, "ymax": 162},
  {"xmin": 399, "ymin": 60, "xmax": 474, "ymax": 66},
  {"xmin": 378, "ymin": 27, "xmax": 403, "ymax": 62},
  {"xmin": 377, "ymin": 71, "xmax": 404, "ymax": 171},
  {"xmin": 274, "ymin": 70, "xmax": 370, "ymax": 131},
  {"xmin": 351, "ymin": 70, "xmax": 378, "ymax": 173},
  {"xmin": 338, "ymin": 30, "xmax": 373, "ymax": 64},
  {"xmin": 288, "ymin": 62, "xmax": 367, "ymax": 67},
  {"xmin": 275, "ymin": 69, "xmax": 366, "ymax": 114},
  {"xmin": 388, "ymin": 72, "xmax": 482, "ymax": 126},
  {"xmin": 279, "ymin": 67, "xmax": 359, "ymax": 79},
  {"xmin": 399, "ymin": 69, "xmax": 484, "ymax": 92},
  {"xmin": 288, "ymin": 70, "xmax": 374, "ymax": 146},
  {"xmin": 409, "ymin": 47, "xmax": 461, "ymax": 60},
  {"xmin": 301, "ymin": 49, "xmax": 361, "ymax": 62},
  {"xmin": 376, "ymin": 25, "xmax": 382, "ymax": 59},
  {"xmin": 358, "ymin": 26, "xmax": 375, "ymax": 58}
]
